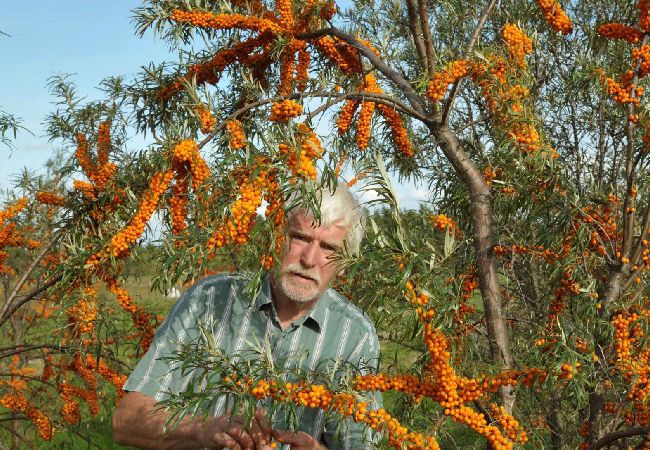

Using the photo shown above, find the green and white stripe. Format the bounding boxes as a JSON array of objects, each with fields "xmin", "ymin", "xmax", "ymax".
[{"xmin": 124, "ymin": 273, "xmax": 381, "ymax": 450}]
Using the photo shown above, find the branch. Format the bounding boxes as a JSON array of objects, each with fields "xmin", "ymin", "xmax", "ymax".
[
  {"xmin": 631, "ymin": 203, "xmax": 650, "ymax": 266},
  {"xmin": 622, "ymin": 34, "xmax": 650, "ymax": 260},
  {"xmin": 0, "ymin": 422, "xmax": 36, "ymax": 450},
  {"xmin": 198, "ymin": 91, "xmax": 429, "ymax": 150},
  {"xmin": 0, "ymin": 344, "xmax": 131, "ymax": 370},
  {"xmin": 299, "ymin": 27, "xmax": 428, "ymax": 115},
  {"xmin": 0, "ymin": 243, "xmax": 53, "ymax": 321},
  {"xmin": 441, "ymin": 0, "xmax": 499, "ymax": 124},
  {"xmin": 593, "ymin": 426, "xmax": 650, "ymax": 450},
  {"xmin": 0, "ymin": 372, "xmax": 56, "ymax": 389},
  {"xmin": 0, "ymin": 344, "xmax": 66, "ymax": 359},
  {"xmin": 0, "ymin": 274, "xmax": 62, "ymax": 329},
  {"xmin": 405, "ymin": 0, "xmax": 429, "ymax": 72},
  {"xmin": 417, "ymin": 0, "xmax": 436, "ymax": 78},
  {"xmin": 622, "ymin": 259, "xmax": 648, "ymax": 292}
]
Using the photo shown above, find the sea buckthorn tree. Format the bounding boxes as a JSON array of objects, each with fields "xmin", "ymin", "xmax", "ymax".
[{"xmin": 7, "ymin": 0, "xmax": 650, "ymax": 448}]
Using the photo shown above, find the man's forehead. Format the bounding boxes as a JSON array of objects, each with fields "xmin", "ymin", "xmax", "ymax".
[{"xmin": 289, "ymin": 212, "xmax": 345, "ymax": 231}]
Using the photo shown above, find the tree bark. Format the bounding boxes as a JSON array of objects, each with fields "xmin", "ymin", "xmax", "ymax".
[{"xmin": 431, "ymin": 122, "xmax": 515, "ymax": 410}]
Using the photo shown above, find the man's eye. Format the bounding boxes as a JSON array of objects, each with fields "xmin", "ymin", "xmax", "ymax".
[{"xmin": 291, "ymin": 234, "xmax": 309, "ymax": 243}]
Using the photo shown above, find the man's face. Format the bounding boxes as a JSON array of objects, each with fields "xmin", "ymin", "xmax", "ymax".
[{"xmin": 277, "ymin": 213, "xmax": 347, "ymax": 304}]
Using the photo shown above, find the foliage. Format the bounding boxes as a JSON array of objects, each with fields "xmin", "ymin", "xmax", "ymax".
[{"xmin": 7, "ymin": 0, "xmax": 650, "ymax": 448}]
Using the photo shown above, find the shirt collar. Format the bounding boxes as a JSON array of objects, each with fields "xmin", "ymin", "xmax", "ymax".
[{"xmin": 254, "ymin": 272, "xmax": 329, "ymax": 333}]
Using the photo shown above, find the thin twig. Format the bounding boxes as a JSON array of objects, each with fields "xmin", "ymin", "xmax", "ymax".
[
  {"xmin": 593, "ymin": 426, "xmax": 650, "ymax": 450},
  {"xmin": 0, "ymin": 274, "xmax": 63, "ymax": 329},
  {"xmin": 441, "ymin": 0, "xmax": 499, "ymax": 124},
  {"xmin": 0, "ymin": 243, "xmax": 53, "ymax": 321},
  {"xmin": 0, "ymin": 373, "xmax": 56, "ymax": 389},
  {"xmin": 406, "ymin": 0, "xmax": 429, "ymax": 71},
  {"xmin": 0, "ymin": 422, "xmax": 36, "ymax": 450},
  {"xmin": 0, "ymin": 344, "xmax": 130, "ymax": 370},
  {"xmin": 306, "ymin": 93, "xmax": 347, "ymax": 120},
  {"xmin": 418, "ymin": 0, "xmax": 436, "ymax": 78}
]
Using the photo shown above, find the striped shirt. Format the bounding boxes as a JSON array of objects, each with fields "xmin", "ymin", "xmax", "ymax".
[{"xmin": 123, "ymin": 272, "xmax": 381, "ymax": 449}]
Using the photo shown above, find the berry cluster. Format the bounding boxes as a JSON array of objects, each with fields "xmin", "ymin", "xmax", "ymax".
[
  {"xmin": 641, "ymin": 0, "xmax": 650, "ymax": 32},
  {"xmin": 430, "ymin": 213, "xmax": 462, "ymax": 239},
  {"xmin": 173, "ymin": 139, "xmax": 210, "ymax": 189},
  {"xmin": 75, "ymin": 125, "xmax": 117, "ymax": 191},
  {"xmin": 226, "ymin": 120, "xmax": 247, "ymax": 149},
  {"xmin": 0, "ymin": 392, "xmax": 53, "ymax": 439},
  {"xmin": 0, "ymin": 198, "xmax": 28, "ymax": 275},
  {"xmin": 597, "ymin": 23, "xmax": 644, "ymax": 43},
  {"xmin": 195, "ymin": 104, "xmax": 216, "ymax": 133},
  {"xmin": 207, "ymin": 169, "xmax": 274, "ymax": 249},
  {"xmin": 337, "ymin": 99, "xmax": 360, "ymax": 134},
  {"xmin": 105, "ymin": 278, "xmax": 159, "ymax": 353},
  {"xmin": 66, "ymin": 287, "xmax": 98, "ymax": 341},
  {"xmin": 535, "ymin": 0, "xmax": 573, "ymax": 35},
  {"xmin": 269, "ymin": 99, "xmax": 303, "ymax": 122},
  {"xmin": 159, "ymin": 34, "xmax": 274, "ymax": 100},
  {"xmin": 426, "ymin": 60, "xmax": 469, "ymax": 102},
  {"xmin": 336, "ymin": 74, "xmax": 413, "ymax": 156},
  {"xmin": 544, "ymin": 271, "xmax": 579, "ymax": 329},
  {"xmin": 502, "ymin": 23, "xmax": 533, "ymax": 67},
  {"xmin": 35, "ymin": 191, "xmax": 66, "ymax": 207},
  {"xmin": 169, "ymin": 10, "xmax": 281, "ymax": 34},
  {"xmin": 313, "ymin": 36, "xmax": 361, "ymax": 74},
  {"xmin": 169, "ymin": 177, "xmax": 189, "ymax": 236},
  {"xmin": 87, "ymin": 170, "xmax": 174, "ymax": 265}
]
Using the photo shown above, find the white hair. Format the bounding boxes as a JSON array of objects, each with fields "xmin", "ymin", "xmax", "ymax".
[{"xmin": 286, "ymin": 180, "xmax": 366, "ymax": 255}]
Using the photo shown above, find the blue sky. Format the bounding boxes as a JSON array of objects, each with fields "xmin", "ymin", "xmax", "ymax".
[
  {"xmin": 1, "ymin": 2, "xmax": 427, "ymax": 208},
  {"xmin": 1, "ymin": 1, "xmax": 172, "ymax": 186}
]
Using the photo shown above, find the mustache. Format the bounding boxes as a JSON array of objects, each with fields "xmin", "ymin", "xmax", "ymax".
[{"xmin": 284, "ymin": 263, "xmax": 321, "ymax": 284}]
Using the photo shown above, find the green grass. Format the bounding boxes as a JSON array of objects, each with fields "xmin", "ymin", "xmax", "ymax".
[{"xmin": 35, "ymin": 415, "xmax": 134, "ymax": 450}]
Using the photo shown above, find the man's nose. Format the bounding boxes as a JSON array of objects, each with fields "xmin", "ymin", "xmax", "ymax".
[{"xmin": 300, "ymin": 240, "xmax": 319, "ymax": 267}]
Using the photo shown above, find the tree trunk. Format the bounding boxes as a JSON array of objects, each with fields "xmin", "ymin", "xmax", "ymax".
[{"xmin": 431, "ymin": 123, "xmax": 515, "ymax": 410}]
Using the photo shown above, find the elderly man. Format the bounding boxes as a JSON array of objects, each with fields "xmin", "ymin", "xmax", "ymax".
[{"xmin": 113, "ymin": 182, "xmax": 380, "ymax": 450}]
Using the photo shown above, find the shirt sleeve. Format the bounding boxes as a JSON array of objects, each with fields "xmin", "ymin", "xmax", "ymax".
[
  {"xmin": 122, "ymin": 282, "xmax": 204, "ymax": 401},
  {"xmin": 322, "ymin": 328, "xmax": 383, "ymax": 450}
]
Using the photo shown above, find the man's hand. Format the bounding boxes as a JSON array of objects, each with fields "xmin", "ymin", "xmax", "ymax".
[
  {"xmin": 272, "ymin": 430, "xmax": 327, "ymax": 450},
  {"xmin": 200, "ymin": 407, "xmax": 273, "ymax": 450}
]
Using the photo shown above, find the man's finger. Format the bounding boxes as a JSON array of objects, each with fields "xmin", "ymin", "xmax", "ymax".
[
  {"xmin": 220, "ymin": 435, "xmax": 242, "ymax": 450},
  {"xmin": 254, "ymin": 407, "xmax": 272, "ymax": 435},
  {"xmin": 247, "ymin": 416, "xmax": 270, "ymax": 446},
  {"xmin": 226, "ymin": 423, "xmax": 255, "ymax": 449},
  {"xmin": 272, "ymin": 429, "xmax": 300, "ymax": 444}
]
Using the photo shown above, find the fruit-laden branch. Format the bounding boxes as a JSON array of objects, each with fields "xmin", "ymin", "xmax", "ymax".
[
  {"xmin": 302, "ymin": 20, "xmax": 515, "ymax": 409},
  {"xmin": 197, "ymin": 90, "xmax": 428, "ymax": 150},
  {"xmin": 0, "ymin": 344, "xmax": 131, "ymax": 370},
  {"xmin": 622, "ymin": 35, "xmax": 650, "ymax": 259},
  {"xmin": 298, "ymin": 27, "xmax": 429, "ymax": 115},
  {"xmin": 442, "ymin": 0, "xmax": 500, "ymax": 124}
]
